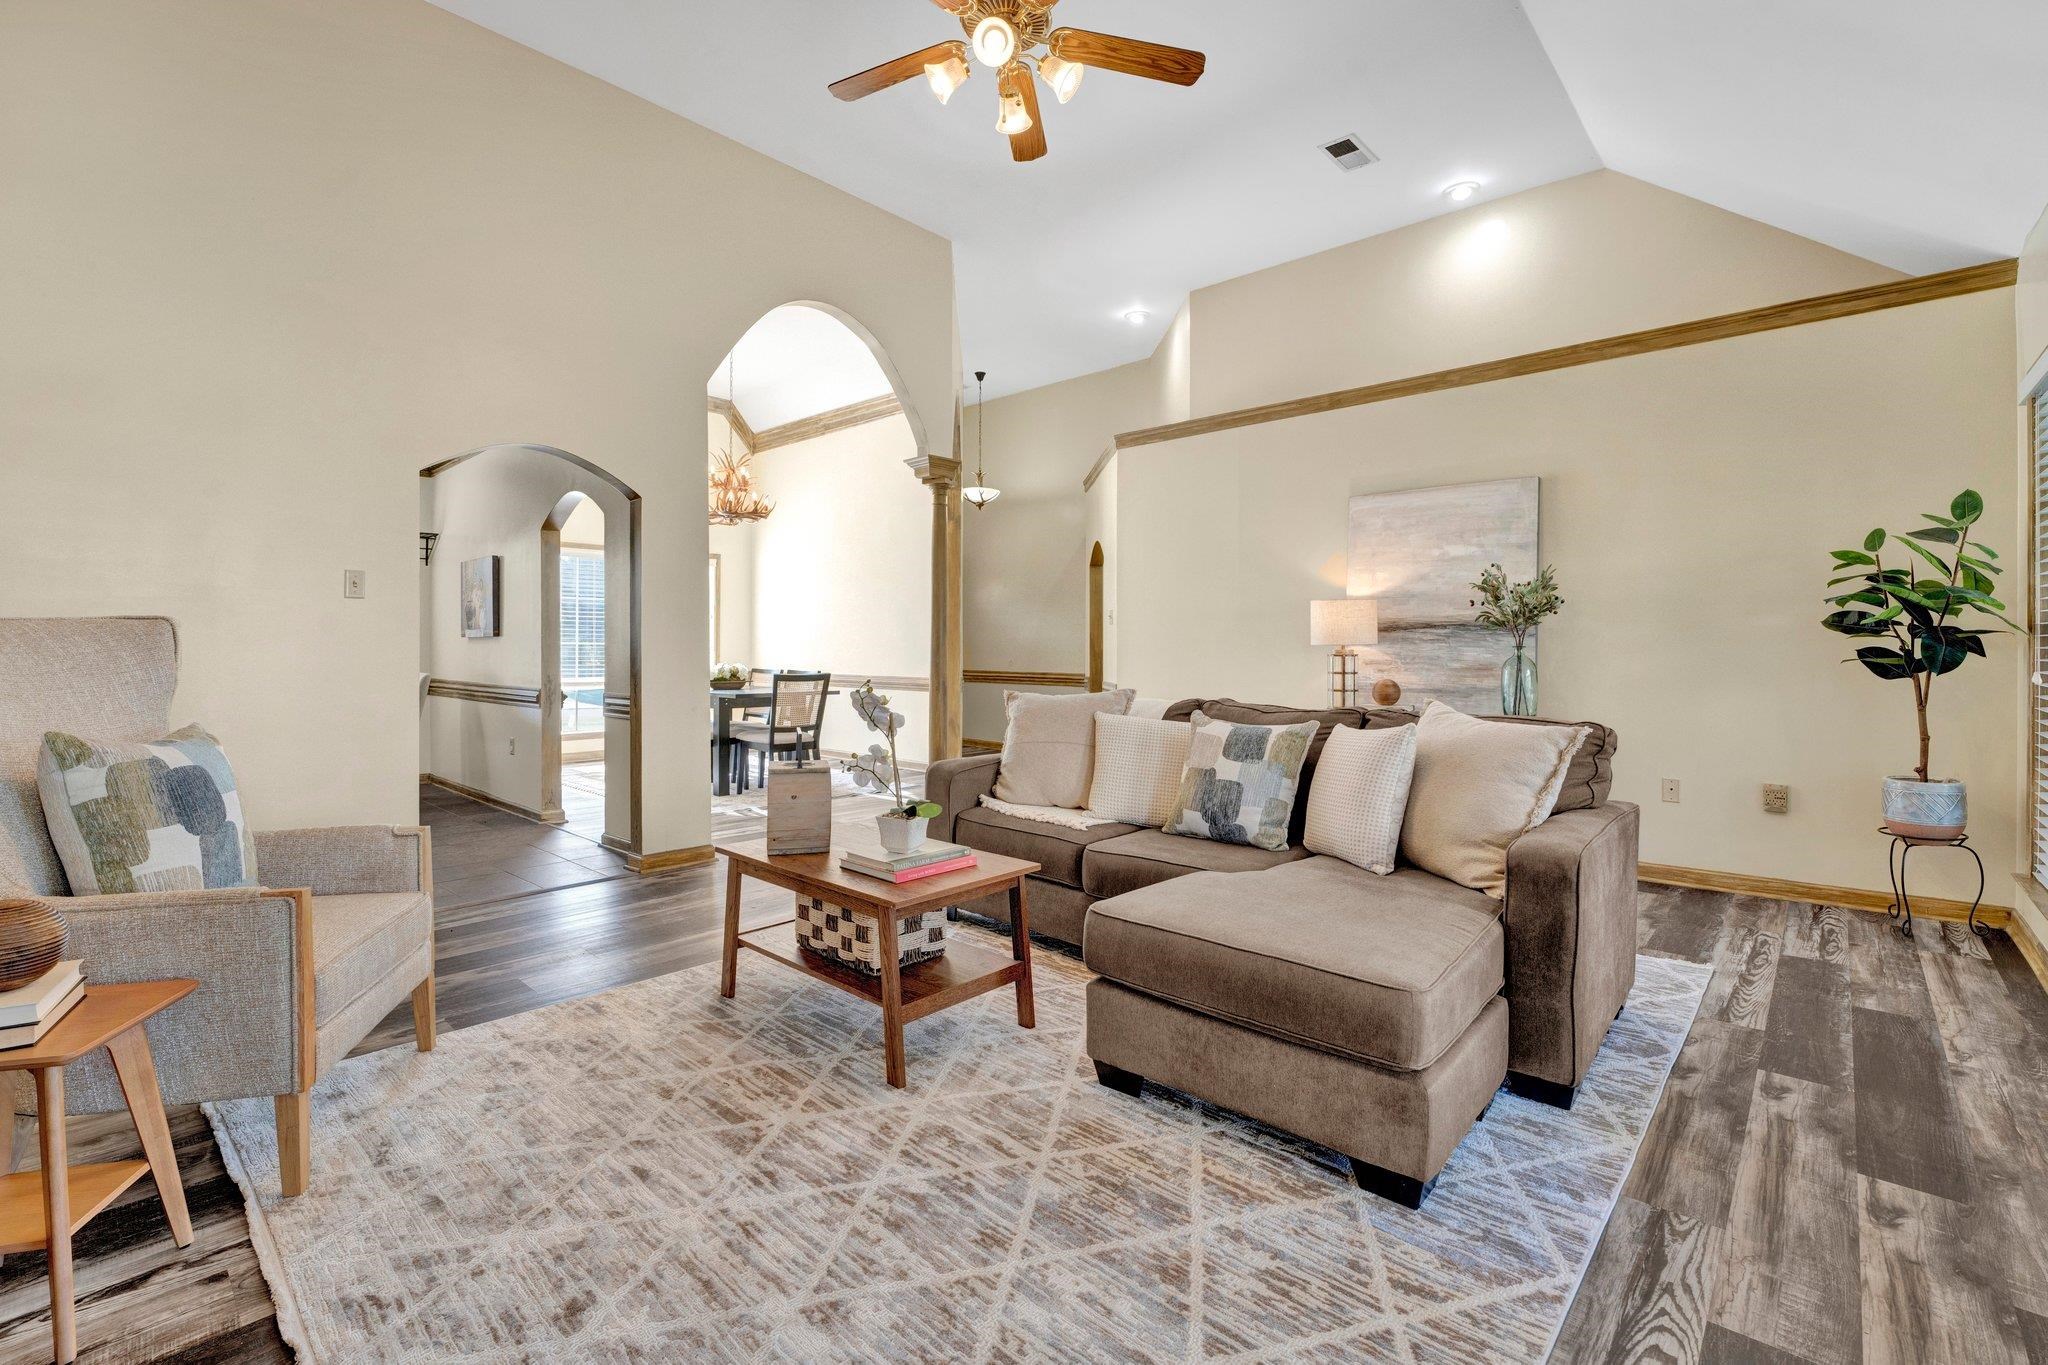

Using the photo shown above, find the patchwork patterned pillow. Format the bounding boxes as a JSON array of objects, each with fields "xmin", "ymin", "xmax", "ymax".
[
  {"xmin": 37, "ymin": 724, "xmax": 259, "ymax": 894},
  {"xmin": 1163, "ymin": 711, "xmax": 1318, "ymax": 851}
]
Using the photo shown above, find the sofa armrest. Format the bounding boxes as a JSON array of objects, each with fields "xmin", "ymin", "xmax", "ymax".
[
  {"xmin": 925, "ymin": 754, "xmax": 1002, "ymax": 843},
  {"xmin": 255, "ymin": 825, "xmax": 430, "ymax": 896},
  {"xmin": 34, "ymin": 886, "xmax": 312, "ymax": 1114},
  {"xmin": 1502, "ymin": 801, "xmax": 1639, "ymax": 1092}
]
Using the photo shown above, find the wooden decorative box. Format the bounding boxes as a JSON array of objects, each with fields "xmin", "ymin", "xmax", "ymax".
[{"xmin": 765, "ymin": 761, "xmax": 832, "ymax": 855}]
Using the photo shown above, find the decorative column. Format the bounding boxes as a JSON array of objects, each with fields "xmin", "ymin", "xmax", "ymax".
[{"xmin": 907, "ymin": 454, "xmax": 963, "ymax": 760}]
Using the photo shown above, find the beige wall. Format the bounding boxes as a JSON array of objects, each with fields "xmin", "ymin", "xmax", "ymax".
[
  {"xmin": 1187, "ymin": 170, "xmax": 1904, "ymax": 416},
  {"xmin": 1116, "ymin": 289, "xmax": 2019, "ymax": 903},
  {"xmin": 0, "ymin": 0, "xmax": 956, "ymax": 857},
  {"xmin": 733, "ymin": 414, "xmax": 934, "ymax": 765}
]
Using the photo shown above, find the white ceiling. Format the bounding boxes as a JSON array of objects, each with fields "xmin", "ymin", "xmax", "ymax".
[
  {"xmin": 709, "ymin": 306, "xmax": 892, "ymax": 431},
  {"xmin": 428, "ymin": 0, "xmax": 2048, "ymax": 402}
]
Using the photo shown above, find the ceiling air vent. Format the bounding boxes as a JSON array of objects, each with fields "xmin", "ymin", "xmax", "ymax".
[{"xmin": 1322, "ymin": 135, "xmax": 1378, "ymax": 171}]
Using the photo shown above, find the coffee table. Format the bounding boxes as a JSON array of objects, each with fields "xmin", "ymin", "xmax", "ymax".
[
  {"xmin": 715, "ymin": 838, "xmax": 1040, "ymax": 1088},
  {"xmin": 0, "ymin": 979, "xmax": 197, "ymax": 1364}
]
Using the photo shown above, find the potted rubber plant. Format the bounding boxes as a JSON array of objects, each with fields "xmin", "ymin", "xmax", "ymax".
[
  {"xmin": 841, "ymin": 680, "xmax": 940, "ymax": 853},
  {"xmin": 1821, "ymin": 489, "xmax": 2014, "ymax": 838}
]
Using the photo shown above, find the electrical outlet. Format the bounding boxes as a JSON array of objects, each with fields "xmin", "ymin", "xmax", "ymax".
[
  {"xmin": 1660, "ymin": 778, "xmax": 1681, "ymax": 805},
  {"xmin": 342, "ymin": 569, "xmax": 366, "ymax": 599},
  {"xmin": 1763, "ymin": 783, "xmax": 1789, "ymax": 814}
]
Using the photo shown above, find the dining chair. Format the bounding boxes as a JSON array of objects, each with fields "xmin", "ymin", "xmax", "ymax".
[
  {"xmin": 728, "ymin": 671, "xmax": 829, "ymax": 792},
  {"xmin": 739, "ymin": 667, "xmax": 774, "ymax": 724}
]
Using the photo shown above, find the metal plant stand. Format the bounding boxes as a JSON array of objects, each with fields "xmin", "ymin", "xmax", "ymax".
[{"xmin": 1881, "ymin": 827, "xmax": 1986, "ymax": 939}]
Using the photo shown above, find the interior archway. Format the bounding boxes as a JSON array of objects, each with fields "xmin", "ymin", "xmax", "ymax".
[
  {"xmin": 419, "ymin": 444, "xmax": 645, "ymax": 854},
  {"xmin": 1087, "ymin": 541, "xmax": 1105, "ymax": 692},
  {"xmin": 703, "ymin": 304, "xmax": 957, "ymax": 799}
]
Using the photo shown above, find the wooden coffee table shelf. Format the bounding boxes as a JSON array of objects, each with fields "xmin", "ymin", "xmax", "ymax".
[
  {"xmin": 0, "ymin": 1160, "xmax": 152, "ymax": 1254},
  {"xmin": 716, "ymin": 838, "xmax": 1040, "ymax": 1088}
]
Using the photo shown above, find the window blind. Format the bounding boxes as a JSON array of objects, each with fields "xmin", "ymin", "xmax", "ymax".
[
  {"xmin": 560, "ymin": 549, "xmax": 605, "ymax": 682},
  {"xmin": 2034, "ymin": 396, "xmax": 2048, "ymax": 888}
]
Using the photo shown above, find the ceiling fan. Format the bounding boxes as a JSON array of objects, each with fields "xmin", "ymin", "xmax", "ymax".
[{"xmin": 828, "ymin": 0, "xmax": 1206, "ymax": 163}]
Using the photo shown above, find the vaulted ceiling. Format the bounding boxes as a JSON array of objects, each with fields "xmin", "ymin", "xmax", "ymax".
[{"xmin": 428, "ymin": 0, "xmax": 2048, "ymax": 400}]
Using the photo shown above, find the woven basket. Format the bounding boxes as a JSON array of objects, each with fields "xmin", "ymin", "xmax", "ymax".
[
  {"xmin": 0, "ymin": 900, "xmax": 68, "ymax": 992},
  {"xmin": 794, "ymin": 895, "xmax": 946, "ymax": 975}
]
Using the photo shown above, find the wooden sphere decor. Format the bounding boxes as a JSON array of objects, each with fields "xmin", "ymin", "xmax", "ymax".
[
  {"xmin": 1370, "ymin": 677, "xmax": 1404, "ymax": 707},
  {"xmin": 0, "ymin": 899, "xmax": 68, "ymax": 991}
]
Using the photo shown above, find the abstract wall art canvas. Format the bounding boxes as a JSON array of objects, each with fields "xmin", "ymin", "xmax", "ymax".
[
  {"xmin": 460, "ymin": 555, "xmax": 501, "ymax": 638},
  {"xmin": 1346, "ymin": 477, "xmax": 1538, "ymax": 713}
]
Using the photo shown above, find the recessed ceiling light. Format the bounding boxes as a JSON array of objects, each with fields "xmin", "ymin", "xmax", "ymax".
[
  {"xmin": 1122, "ymin": 308, "xmax": 1151, "ymax": 326},
  {"xmin": 1442, "ymin": 181, "xmax": 1482, "ymax": 203}
]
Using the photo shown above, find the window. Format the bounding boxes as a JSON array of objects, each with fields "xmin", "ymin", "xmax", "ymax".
[
  {"xmin": 2035, "ymin": 393, "xmax": 2048, "ymax": 890},
  {"xmin": 561, "ymin": 548, "xmax": 605, "ymax": 736}
]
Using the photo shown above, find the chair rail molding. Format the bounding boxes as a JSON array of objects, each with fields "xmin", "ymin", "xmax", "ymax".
[
  {"xmin": 963, "ymin": 669, "xmax": 1088, "ymax": 688},
  {"xmin": 425, "ymin": 679, "xmax": 543, "ymax": 709}
]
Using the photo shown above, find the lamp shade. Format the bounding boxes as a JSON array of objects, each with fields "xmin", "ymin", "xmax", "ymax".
[{"xmin": 1309, "ymin": 598, "xmax": 1379, "ymax": 647}]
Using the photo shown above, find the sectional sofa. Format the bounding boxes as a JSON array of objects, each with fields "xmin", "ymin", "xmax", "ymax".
[{"xmin": 926, "ymin": 697, "xmax": 1639, "ymax": 1207}]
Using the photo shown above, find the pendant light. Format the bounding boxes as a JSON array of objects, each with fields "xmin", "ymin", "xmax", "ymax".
[{"xmin": 962, "ymin": 370, "xmax": 1001, "ymax": 509}]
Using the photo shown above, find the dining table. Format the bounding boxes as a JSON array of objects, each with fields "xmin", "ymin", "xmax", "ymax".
[{"xmin": 710, "ymin": 685, "xmax": 838, "ymax": 795}]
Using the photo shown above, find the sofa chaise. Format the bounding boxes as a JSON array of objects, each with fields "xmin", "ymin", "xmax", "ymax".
[{"xmin": 926, "ymin": 697, "xmax": 1638, "ymax": 1206}]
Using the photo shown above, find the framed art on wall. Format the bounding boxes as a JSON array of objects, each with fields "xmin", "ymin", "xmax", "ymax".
[
  {"xmin": 460, "ymin": 554, "xmax": 501, "ymax": 638},
  {"xmin": 1346, "ymin": 477, "xmax": 1538, "ymax": 712}
]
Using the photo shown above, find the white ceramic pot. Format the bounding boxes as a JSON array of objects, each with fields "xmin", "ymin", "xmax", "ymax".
[
  {"xmin": 876, "ymin": 813, "xmax": 929, "ymax": 855},
  {"xmin": 1882, "ymin": 775, "xmax": 1966, "ymax": 840}
]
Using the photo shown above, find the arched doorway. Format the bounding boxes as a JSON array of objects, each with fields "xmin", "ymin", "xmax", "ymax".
[
  {"xmin": 703, "ymin": 304, "xmax": 954, "ymax": 790},
  {"xmin": 419, "ymin": 444, "xmax": 645, "ymax": 855}
]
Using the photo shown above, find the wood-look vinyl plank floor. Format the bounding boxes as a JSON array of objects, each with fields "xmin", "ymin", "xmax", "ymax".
[{"xmin": 0, "ymin": 783, "xmax": 2041, "ymax": 1362}]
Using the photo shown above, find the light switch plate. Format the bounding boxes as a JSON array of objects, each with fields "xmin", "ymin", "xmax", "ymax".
[{"xmin": 342, "ymin": 569, "xmax": 366, "ymax": 599}]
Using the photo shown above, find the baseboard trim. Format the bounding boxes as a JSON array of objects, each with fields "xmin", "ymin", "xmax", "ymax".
[
  {"xmin": 629, "ymin": 844, "xmax": 715, "ymax": 874},
  {"xmin": 962, "ymin": 738, "xmax": 1003, "ymax": 755},
  {"xmin": 1639, "ymin": 861, "xmax": 2010, "ymax": 928},
  {"xmin": 423, "ymin": 775, "xmax": 562, "ymax": 826}
]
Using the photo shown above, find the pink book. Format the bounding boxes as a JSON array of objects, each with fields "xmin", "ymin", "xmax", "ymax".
[{"xmin": 844, "ymin": 853, "xmax": 978, "ymax": 884}]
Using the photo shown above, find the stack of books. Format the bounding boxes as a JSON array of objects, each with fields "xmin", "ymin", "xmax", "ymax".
[
  {"xmin": 841, "ymin": 842, "xmax": 978, "ymax": 884},
  {"xmin": 0, "ymin": 961, "xmax": 84, "ymax": 1049}
]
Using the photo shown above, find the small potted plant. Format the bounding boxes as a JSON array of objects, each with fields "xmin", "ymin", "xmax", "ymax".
[
  {"xmin": 1821, "ymin": 490, "xmax": 2013, "ymax": 838},
  {"xmin": 1470, "ymin": 563, "xmax": 1563, "ymax": 716},
  {"xmin": 841, "ymin": 680, "xmax": 940, "ymax": 854},
  {"xmin": 710, "ymin": 663, "xmax": 746, "ymax": 690}
]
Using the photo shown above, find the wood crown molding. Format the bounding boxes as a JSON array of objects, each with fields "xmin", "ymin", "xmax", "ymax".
[
  {"xmin": 1081, "ymin": 442, "xmax": 1119, "ymax": 493},
  {"xmin": 963, "ymin": 669, "xmax": 1088, "ymax": 688},
  {"xmin": 426, "ymin": 679, "xmax": 542, "ymax": 709},
  {"xmin": 1639, "ymin": 861, "xmax": 2010, "ymax": 928},
  {"xmin": 751, "ymin": 395, "xmax": 904, "ymax": 453},
  {"xmin": 707, "ymin": 396, "xmax": 757, "ymax": 451},
  {"xmin": 1110, "ymin": 258, "xmax": 2018, "ymax": 452}
]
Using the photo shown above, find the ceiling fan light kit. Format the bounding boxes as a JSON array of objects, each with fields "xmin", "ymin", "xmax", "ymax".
[{"xmin": 829, "ymin": 0, "xmax": 1206, "ymax": 163}]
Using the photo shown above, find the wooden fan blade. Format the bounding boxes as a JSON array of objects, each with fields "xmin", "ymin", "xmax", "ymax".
[
  {"xmin": 1007, "ymin": 66, "xmax": 1047, "ymax": 162},
  {"xmin": 829, "ymin": 43, "xmax": 963, "ymax": 102},
  {"xmin": 929, "ymin": 0, "xmax": 971, "ymax": 11},
  {"xmin": 1047, "ymin": 29, "xmax": 1205, "ymax": 86}
]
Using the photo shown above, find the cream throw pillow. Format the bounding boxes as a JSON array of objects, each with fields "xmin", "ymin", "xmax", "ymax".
[
  {"xmin": 993, "ymin": 688, "xmax": 1135, "ymax": 809},
  {"xmin": 1303, "ymin": 723, "xmax": 1417, "ymax": 875},
  {"xmin": 1400, "ymin": 701, "xmax": 1589, "ymax": 898},
  {"xmin": 1086, "ymin": 712, "xmax": 1192, "ymax": 828}
]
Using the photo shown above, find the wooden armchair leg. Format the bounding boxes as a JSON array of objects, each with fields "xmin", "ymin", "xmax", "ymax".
[
  {"xmin": 412, "ymin": 976, "xmax": 437, "ymax": 1052},
  {"xmin": 275, "ymin": 1092, "xmax": 311, "ymax": 1198}
]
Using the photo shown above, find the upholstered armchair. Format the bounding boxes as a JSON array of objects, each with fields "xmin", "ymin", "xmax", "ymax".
[{"xmin": 0, "ymin": 617, "xmax": 435, "ymax": 1196}]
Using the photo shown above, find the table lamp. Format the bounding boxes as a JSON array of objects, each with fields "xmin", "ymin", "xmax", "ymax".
[{"xmin": 1309, "ymin": 599, "xmax": 1399, "ymax": 707}]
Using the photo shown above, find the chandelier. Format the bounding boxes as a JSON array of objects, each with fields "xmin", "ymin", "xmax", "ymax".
[
  {"xmin": 709, "ymin": 350, "xmax": 773, "ymax": 526},
  {"xmin": 963, "ymin": 369, "xmax": 1000, "ymax": 508}
]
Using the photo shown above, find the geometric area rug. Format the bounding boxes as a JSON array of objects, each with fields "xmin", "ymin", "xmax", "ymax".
[{"xmin": 204, "ymin": 935, "xmax": 1710, "ymax": 1363}]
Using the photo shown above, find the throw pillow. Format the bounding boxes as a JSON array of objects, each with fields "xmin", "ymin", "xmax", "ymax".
[
  {"xmin": 1086, "ymin": 712, "xmax": 1193, "ymax": 828},
  {"xmin": 1163, "ymin": 711, "xmax": 1317, "ymax": 851},
  {"xmin": 993, "ymin": 688, "xmax": 1136, "ymax": 809},
  {"xmin": 1399, "ymin": 701, "xmax": 1588, "ymax": 898},
  {"xmin": 37, "ymin": 723, "xmax": 259, "ymax": 895},
  {"xmin": 1302, "ymin": 722, "xmax": 1418, "ymax": 874}
]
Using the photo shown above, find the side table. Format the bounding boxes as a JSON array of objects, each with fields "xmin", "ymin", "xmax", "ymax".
[
  {"xmin": 0, "ymin": 979, "xmax": 197, "ymax": 1364},
  {"xmin": 1881, "ymin": 827, "xmax": 1987, "ymax": 940}
]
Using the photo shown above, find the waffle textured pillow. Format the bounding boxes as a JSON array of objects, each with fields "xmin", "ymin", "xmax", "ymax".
[
  {"xmin": 37, "ymin": 723, "xmax": 258, "ymax": 894},
  {"xmin": 1302, "ymin": 722, "xmax": 1418, "ymax": 874},
  {"xmin": 1085, "ymin": 712, "xmax": 1194, "ymax": 828}
]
